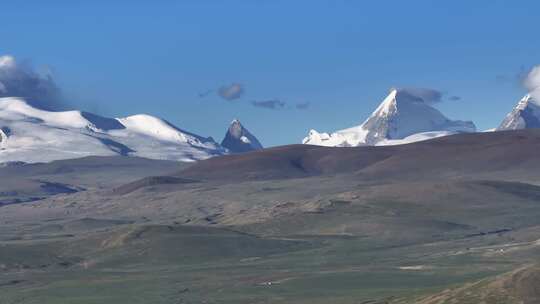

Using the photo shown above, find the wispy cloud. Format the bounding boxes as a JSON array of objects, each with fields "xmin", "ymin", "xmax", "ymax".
[
  {"xmin": 251, "ymin": 99, "xmax": 285, "ymax": 110},
  {"xmin": 198, "ymin": 89, "xmax": 214, "ymax": 98},
  {"xmin": 296, "ymin": 102, "xmax": 310, "ymax": 110},
  {"xmin": 398, "ymin": 87, "xmax": 443, "ymax": 104},
  {"xmin": 397, "ymin": 87, "xmax": 462, "ymax": 104},
  {"xmin": 496, "ymin": 66, "xmax": 529, "ymax": 85},
  {"xmin": 217, "ymin": 83, "xmax": 244, "ymax": 101},
  {"xmin": 204, "ymin": 82, "xmax": 309, "ymax": 111},
  {"xmin": 0, "ymin": 55, "xmax": 65, "ymax": 110}
]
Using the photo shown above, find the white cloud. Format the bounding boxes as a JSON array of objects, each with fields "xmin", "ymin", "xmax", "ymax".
[
  {"xmin": 524, "ymin": 65, "xmax": 540, "ymax": 101},
  {"xmin": 0, "ymin": 55, "xmax": 64, "ymax": 110}
]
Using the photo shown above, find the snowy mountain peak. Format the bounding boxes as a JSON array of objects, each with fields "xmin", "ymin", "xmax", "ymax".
[
  {"xmin": 228, "ymin": 119, "xmax": 244, "ymax": 137},
  {"xmin": 497, "ymin": 94, "xmax": 540, "ymax": 130},
  {"xmin": 0, "ymin": 97, "xmax": 226, "ymax": 163},
  {"xmin": 372, "ymin": 88, "xmax": 398, "ymax": 116},
  {"xmin": 117, "ymin": 114, "xmax": 187, "ymax": 143},
  {"xmin": 221, "ymin": 119, "xmax": 263, "ymax": 153},
  {"xmin": 0, "ymin": 97, "xmax": 90, "ymax": 129},
  {"xmin": 303, "ymin": 89, "xmax": 476, "ymax": 147},
  {"xmin": 0, "ymin": 97, "xmax": 126, "ymax": 133}
]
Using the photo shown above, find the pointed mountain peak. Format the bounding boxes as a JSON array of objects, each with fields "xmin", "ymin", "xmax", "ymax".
[
  {"xmin": 228, "ymin": 118, "xmax": 243, "ymax": 133},
  {"xmin": 221, "ymin": 119, "xmax": 263, "ymax": 153},
  {"xmin": 303, "ymin": 88, "xmax": 476, "ymax": 147},
  {"xmin": 368, "ymin": 89, "xmax": 401, "ymax": 117},
  {"xmin": 367, "ymin": 88, "xmax": 433, "ymax": 121},
  {"xmin": 360, "ymin": 89, "xmax": 475, "ymax": 144},
  {"xmin": 498, "ymin": 94, "xmax": 540, "ymax": 130}
]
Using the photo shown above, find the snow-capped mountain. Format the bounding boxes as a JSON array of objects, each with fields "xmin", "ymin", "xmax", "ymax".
[
  {"xmin": 0, "ymin": 97, "xmax": 226, "ymax": 163},
  {"xmin": 221, "ymin": 119, "xmax": 263, "ymax": 153},
  {"xmin": 303, "ymin": 89, "xmax": 476, "ymax": 146},
  {"xmin": 497, "ymin": 94, "xmax": 540, "ymax": 131}
]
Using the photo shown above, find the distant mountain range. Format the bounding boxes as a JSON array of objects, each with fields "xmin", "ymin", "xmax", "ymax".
[
  {"xmin": 2, "ymin": 89, "xmax": 540, "ymax": 163},
  {"xmin": 0, "ymin": 97, "xmax": 266, "ymax": 163},
  {"xmin": 304, "ymin": 89, "xmax": 540, "ymax": 147}
]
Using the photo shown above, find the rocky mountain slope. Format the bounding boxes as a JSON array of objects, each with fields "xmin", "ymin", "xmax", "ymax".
[
  {"xmin": 498, "ymin": 94, "xmax": 540, "ymax": 130},
  {"xmin": 220, "ymin": 119, "xmax": 263, "ymax": 153}
]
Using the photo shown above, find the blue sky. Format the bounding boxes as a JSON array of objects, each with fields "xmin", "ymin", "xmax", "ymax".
[{"xmin": 1, "ymin": 1, "xmax": 538, "ymax": 146}]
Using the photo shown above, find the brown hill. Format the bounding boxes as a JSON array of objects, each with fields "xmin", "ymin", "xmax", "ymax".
[{"xmin": 176, "ymin": 129, "xmax": 540, "ymax": 183}]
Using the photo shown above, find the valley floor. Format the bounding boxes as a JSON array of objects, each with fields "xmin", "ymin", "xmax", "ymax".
[
  {"xmin": 1, "ymin": 221, "xmax": 540, "ymax": 304},
  {"xmin": 4, "ymin": 131, "xmax": 540, "ymax": 303}
]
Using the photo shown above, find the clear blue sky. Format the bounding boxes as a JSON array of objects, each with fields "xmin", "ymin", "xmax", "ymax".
[{"xmin": 1, "ymin": 0, "xmax": 538, "ymax": 146}]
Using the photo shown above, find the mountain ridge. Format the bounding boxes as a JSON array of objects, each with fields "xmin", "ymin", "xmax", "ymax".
[
  {"xmin": 0, "ymin": 97, "xmax": 226, "ymax": 163},
  {"xmin": 176, "ymin": 128, "xmax": 540, "ymax": 183}
]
